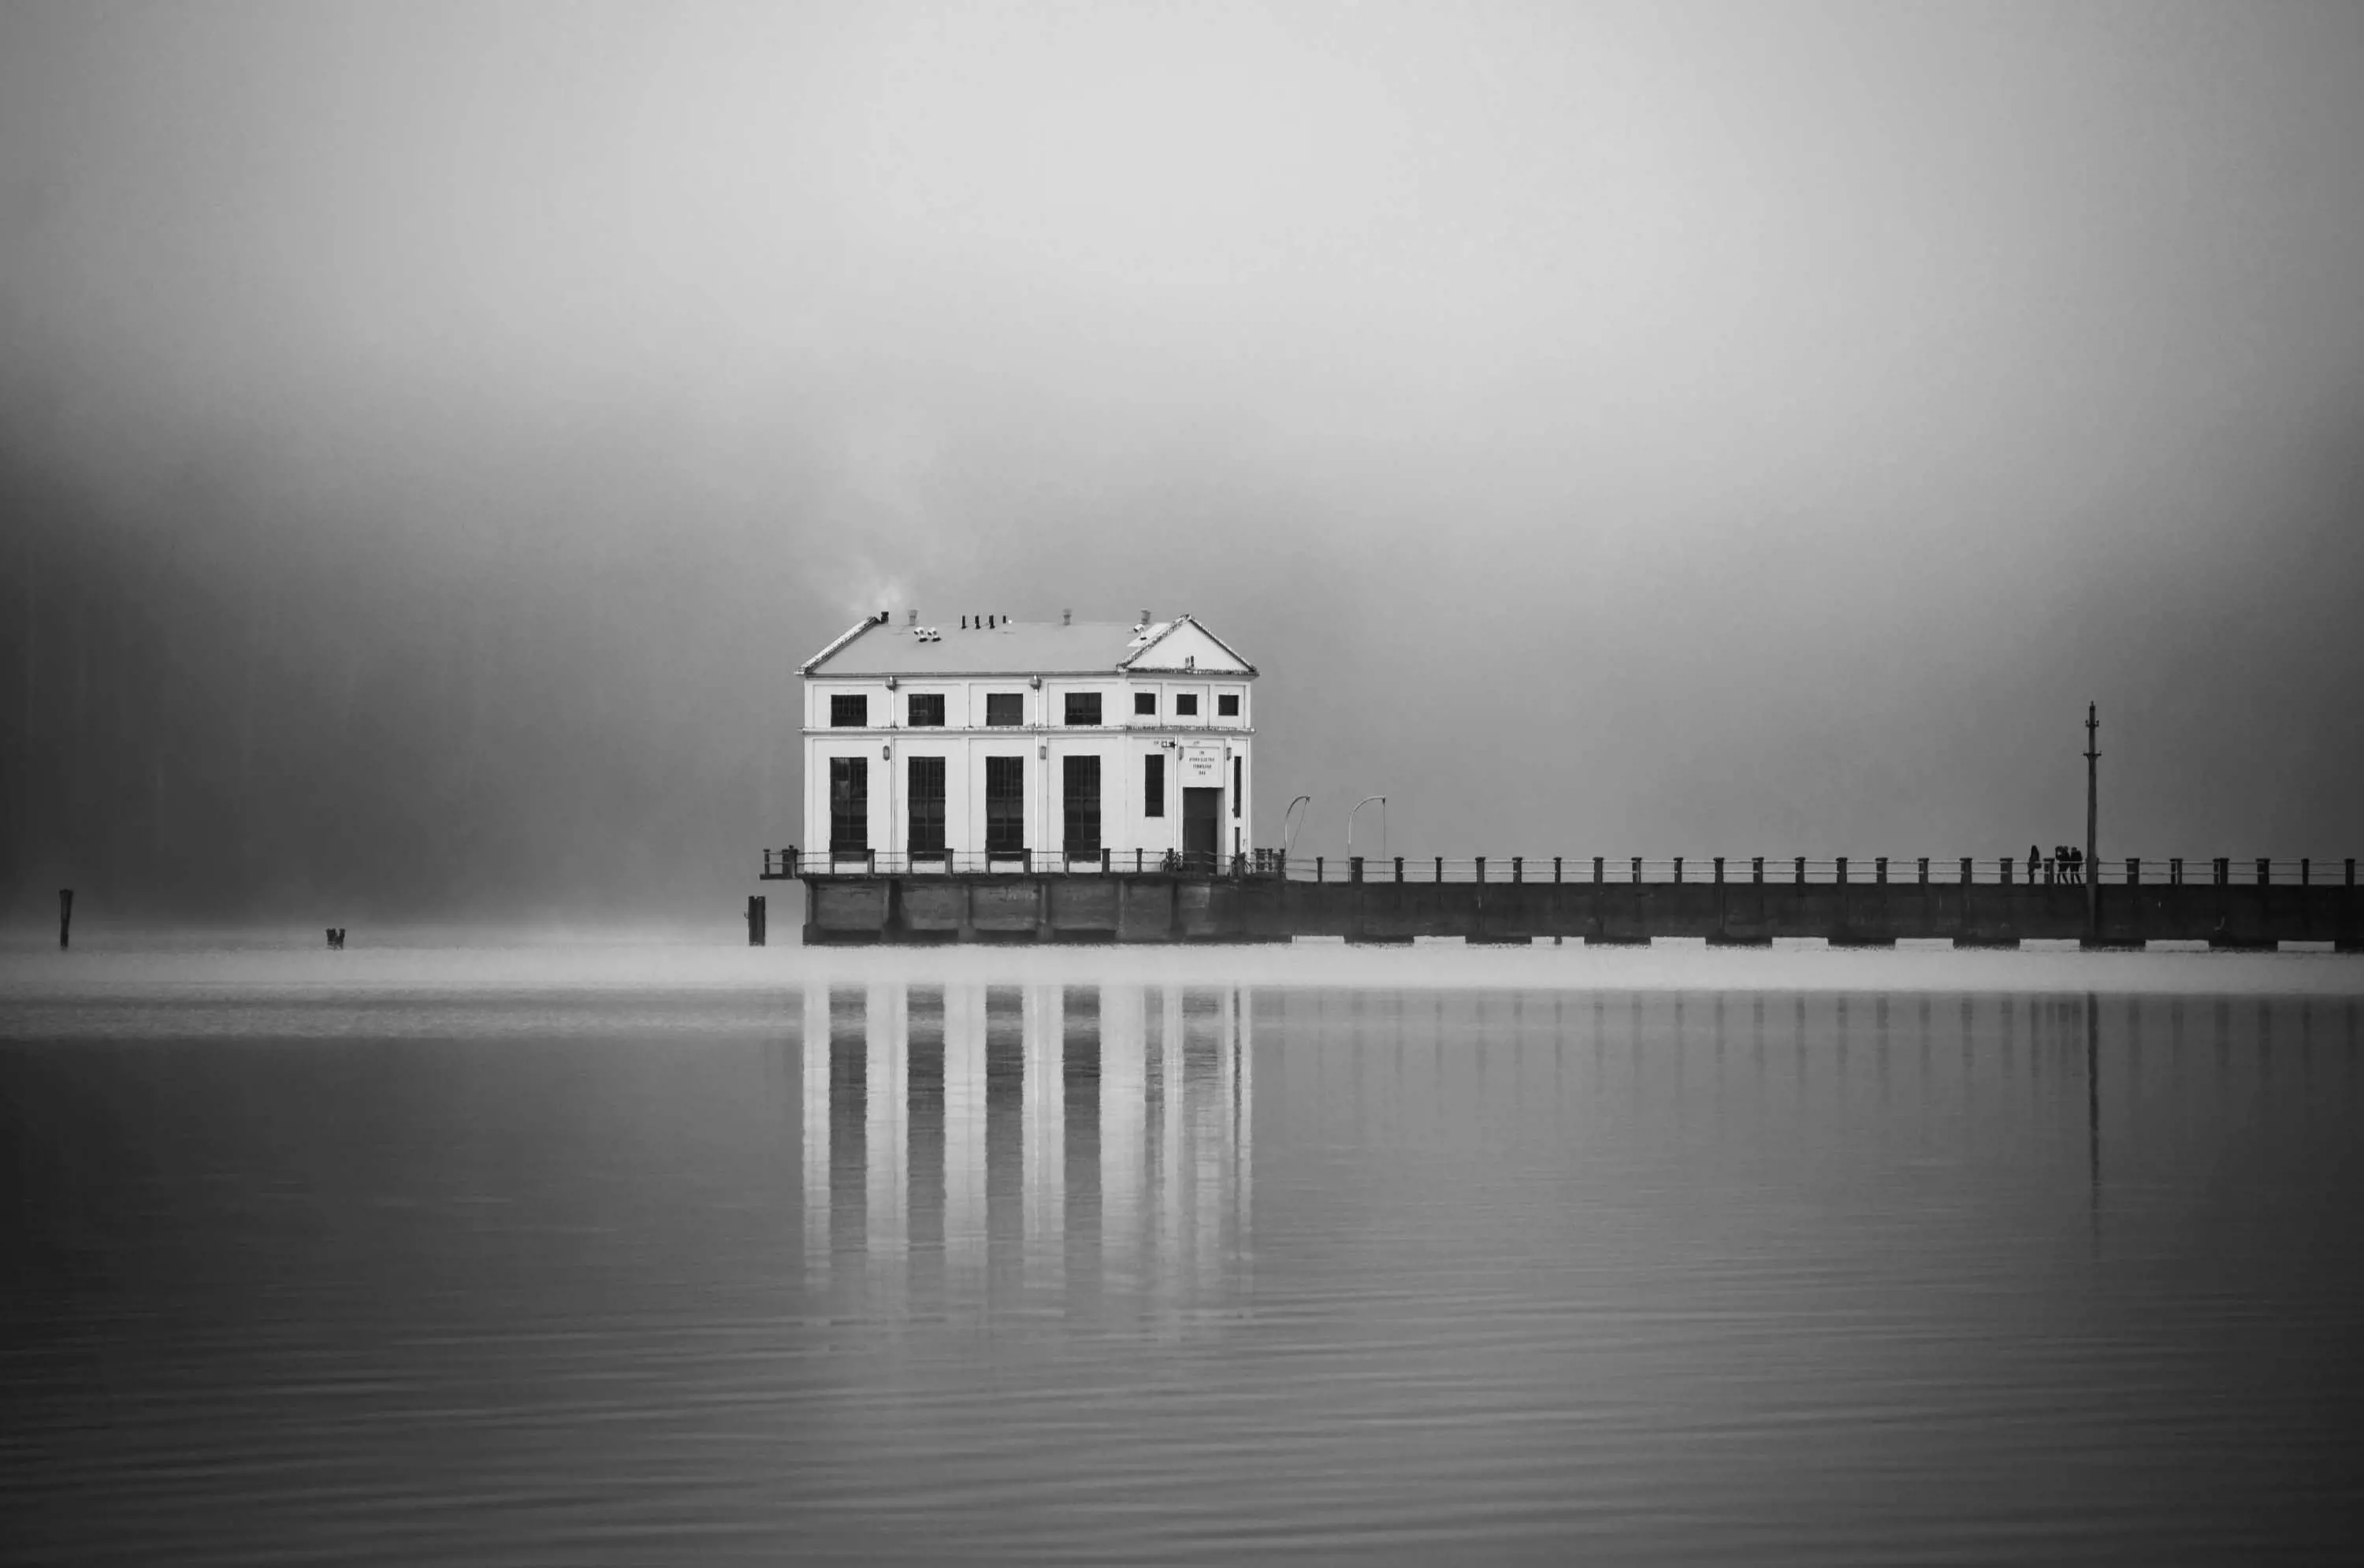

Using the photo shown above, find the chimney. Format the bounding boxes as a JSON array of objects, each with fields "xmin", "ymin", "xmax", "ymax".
[
  {"xmin": 1140, "ymin": 608, "xmax": 1151, "ymax": 625},
  {"xmin": 1062, "ymin": 608, "xmax": 1072, "ymax": 626},
  {"xmin": 960, "ymin": 615, "xmax": 968, "ymax": 629},
  {"xmin": 907, "ymin": 608, "xmax": 918, "ymax": 626}
]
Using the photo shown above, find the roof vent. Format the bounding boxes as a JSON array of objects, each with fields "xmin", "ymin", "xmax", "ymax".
[
  {"xmin": 1062, "ymin": 608, "xmax": 1072, "ymax": 626},
  {"xmin": 907, "ymin": 609, "xmax": 918, "ymax": 627}
]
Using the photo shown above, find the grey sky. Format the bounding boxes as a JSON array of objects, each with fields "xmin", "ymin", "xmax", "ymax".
[{"xmin": 5, "ymin": 2, "xmax": 2361, "ymax": 919}]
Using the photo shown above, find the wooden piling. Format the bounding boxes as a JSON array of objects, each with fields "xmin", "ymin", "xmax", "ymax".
[{"xmin": 58, "ymin": 889, "xmax": 72, "ymax": 949}]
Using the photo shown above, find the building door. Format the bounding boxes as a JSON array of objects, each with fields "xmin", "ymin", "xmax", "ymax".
[
  {"xmin": 1182, "ymin": 787, "xmax": 1221, "ymax": 874},
  {"xmin": 985, "ymin": 756, "xmax": 1026, "ymax": 859},
  {"xmin": 829, "ymin": 756, "xmax": 868, "ymax": 858}
]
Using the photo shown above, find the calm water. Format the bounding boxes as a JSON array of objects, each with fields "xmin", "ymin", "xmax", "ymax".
[{"xmin": 6, "ymin": 952, "xmax": 2362, "ymax": 1562}]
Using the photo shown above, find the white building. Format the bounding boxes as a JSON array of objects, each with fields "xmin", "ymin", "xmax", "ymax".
[{"xmin": 799, "ymin": 610, "xmax": 1258, "ymax": 872}]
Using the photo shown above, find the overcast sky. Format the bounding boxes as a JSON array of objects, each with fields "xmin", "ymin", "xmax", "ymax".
[{"xmin": 5, "ymin": 1, "xmax": 2361, "ymax": 923}]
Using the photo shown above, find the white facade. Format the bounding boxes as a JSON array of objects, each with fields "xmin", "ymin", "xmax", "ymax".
[{"xmin": 798, "ymin": 612, "xmax": 1258, "ymax": 869}]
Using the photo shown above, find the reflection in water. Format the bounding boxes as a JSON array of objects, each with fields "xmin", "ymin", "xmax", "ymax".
[
  {"xmin": 797, "ymin": 984, "xmax": 1253, "ymax": 1317},
  {"xmin": 4, "ymin": 980, "xmax": 2359, "ymax": 1564}
]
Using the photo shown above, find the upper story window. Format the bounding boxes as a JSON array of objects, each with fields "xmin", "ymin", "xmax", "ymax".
[
  {"xmin": 906, "ymin": 693, "xmax": 945, "ymax": 727},
  {"xmin": 1064, "ymin": 693, "xmax": 1102, "ymax": 726},
  {"xmin": 1134, "ymin": 692, "xmax": 1156, "ymax": 716},
  {"xmin": 1217, "ymin": 693, "xmax": 1240, "ymax": 717},
  {"xmin": 830, "ymin": 693, "xmax": 867, "ymax": 727},
  {"xmin": 986, "ymin": 693, "xmax": 1024, "ymax": 727},
  {"xmin": 1174, "ymin": 693, "xmax": 1199, "ymax": 716}
]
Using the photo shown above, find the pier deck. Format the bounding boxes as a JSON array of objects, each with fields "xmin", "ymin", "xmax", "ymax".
[{"xmin": 771, "ymin": 855, "xmax": 2362, "ymax": 949}]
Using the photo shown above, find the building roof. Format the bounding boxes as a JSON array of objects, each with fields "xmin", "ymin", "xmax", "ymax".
[{"xmin": 801, "ymin": 614, "xmax": 1256, "ymax": 678}]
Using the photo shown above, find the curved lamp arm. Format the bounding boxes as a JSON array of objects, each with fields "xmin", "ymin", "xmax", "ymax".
[
  {"xmin": 1347, "ymin": 796, "xmax": 1386, "ymax": 859},
  {"xmin": 1280, "ymin": 795, "xmax": 1312, "ymax": 858}
]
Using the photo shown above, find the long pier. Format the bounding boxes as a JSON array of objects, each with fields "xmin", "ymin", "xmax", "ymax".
[{"xmin": 768, "ymin": 852, "xmax": 2362, "ymax": 949}]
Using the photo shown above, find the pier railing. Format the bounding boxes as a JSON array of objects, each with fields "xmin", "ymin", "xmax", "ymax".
[{"xmin": 764, "ymin": 849, "xmax": 2357, "ymax": 887}]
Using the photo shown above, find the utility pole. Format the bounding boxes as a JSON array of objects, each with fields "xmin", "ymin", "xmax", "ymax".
[{"xmin": 2084, "ymin": 702, "xmax": 2100, "ymax": 943}]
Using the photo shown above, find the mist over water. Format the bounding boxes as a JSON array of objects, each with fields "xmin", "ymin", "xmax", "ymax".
[
  {"xmin": 6, "ymin": 953, "xmax": 2361, "ymax": 1562},
  {"xmin": 6, "ymin": 2, "xmax": 2364, "ymax": 926}
]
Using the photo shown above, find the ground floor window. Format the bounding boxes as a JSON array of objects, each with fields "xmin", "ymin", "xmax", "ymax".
[
  {"xmin": 1143, "ymin": 752, "xmax": 1165, "ymax": 817},
  {"xmin": 829, "ymin": 756, "xmax": 868, "ymax": 853},
  {"xmin": 908, "ymin": 756, "xmax": 946, "ymax": 854},
  {"xmin": 1063, "ymin": 755, "xmax": 1102, "ymax": 856},
  {"xmin": 985, "ymin": 756, "xmax": 1025, "ymax": 855}
]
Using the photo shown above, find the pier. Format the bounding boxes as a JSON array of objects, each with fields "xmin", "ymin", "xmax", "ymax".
[{"xmin": 765, "ymin": 851, "xmax": 2362, "ymax": 949}]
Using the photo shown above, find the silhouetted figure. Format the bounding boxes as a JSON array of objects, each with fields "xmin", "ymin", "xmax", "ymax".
[
  {"xmin": 325, "ymin": 927, "xmax": 347, "ymax": 949},
  {"xmin": 2066, "ymin": 846, "xmax": 2083, "ymax": 885},
  {"xmin": 2028, "ymin": 845, "xmax": 2041, "ymax": 886}
]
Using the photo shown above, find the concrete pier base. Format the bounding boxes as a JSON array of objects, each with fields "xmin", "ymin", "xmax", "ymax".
[{"xmin": 797, "ymin": 872, "xmax": 2363, "ymax": 948}]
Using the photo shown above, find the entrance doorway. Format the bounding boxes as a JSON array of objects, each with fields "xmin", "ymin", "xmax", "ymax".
[{"xmin": 1182, "ymin": 787, "xmax": 1221, "ymax": 874}]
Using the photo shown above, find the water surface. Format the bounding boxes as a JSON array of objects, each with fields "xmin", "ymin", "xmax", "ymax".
[{"xmin": 5, "ymin": 949, "xmax": 2361, "ymax": 1562}]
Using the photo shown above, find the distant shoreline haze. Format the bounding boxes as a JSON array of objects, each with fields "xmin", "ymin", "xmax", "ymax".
[{"xmin": 6, "ymin": 2, "xmax": 2361, "ymax": 923}]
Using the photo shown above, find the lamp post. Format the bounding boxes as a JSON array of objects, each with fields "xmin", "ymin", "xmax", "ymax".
[
  {"xmin": 1280, "ymin": 795, "xmax": 1312, "ymax": 868},
  {"xmin": 1347, "ymin": 796, "xmax": 1387, "ymax": 866},
  {"xmin": 2084, "ymin": 702, "xmax": 2099, "ymax": 943}
]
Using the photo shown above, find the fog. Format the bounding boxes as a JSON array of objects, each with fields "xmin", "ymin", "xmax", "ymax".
[{"xmin": 6, "ymin": 2, "xmax": 2362, "ymax": 926}]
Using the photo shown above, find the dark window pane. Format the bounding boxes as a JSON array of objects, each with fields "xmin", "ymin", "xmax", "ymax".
[
  {"xmin": 831, "ymin": 693, "xmax": 867, "ymax": 727},
  {"xmin": 1175, "ymin": 693, "xmax": 1198, "ymax": 715},
  {"xmin": 986, "ymin": 756, "xmax": 1025, "ymax": 854},
  {"xmin": 1143, "ymin": 752, "xmax": 1165, "ymax": 817},
  {"xmin": 1217, "ymin": 693, "xmax": 1240, "ymax": 716},
  {"xmin": 1134, "ymin": 692, "xmax": 1156, "ymax": 715},
  {"xmin": 1062, "ymin": 755, "xmax": 1101, "ymax": 856},
  {"xmin": 1064, "ymin": 692, "xmax": 1102, "ymax": 726},
  {"xmin": 829, "ymin": 756, "xmax": 868, "ymax": 852},
  {"xmin": 908, "ymin": 756, "xmax": 946, "ymax": 854},
  {"xmin": 986, "ymin": 693, "xmax": 1024, "ymax": 727},
  {"xmin": 907, "ymin": 693, "xmax": 945, "ymax": 727},
  {"xmin": 1232, "ymin": 755, "xmax": 1241, "ymax": 816}
]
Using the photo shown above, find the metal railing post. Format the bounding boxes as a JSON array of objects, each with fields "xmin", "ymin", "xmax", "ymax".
[
  {"xmin": 1476, "ymin": 856, "xmax": 1487, "ymax": 883},
  {"xmin": 1633, "ymin": 856, "xmax": 1643, "ymax": 885},
  {"xmin": 1316, "ymin": 856, "xmax": 1324, "ymax": 883},
  {"xmin": 1593, "ymin": 856, "xmax": 1604, "ymax": 884},
  {"xmin": 1673, "ymin": 856, "xmax": 1684, "ymax": 884},
  {"xmin": 1794, "ymin": 856, "xmax": 1805, "ymax": 886},
  {"xmin": 2256, "ymin": 857, "xmax": 2270, "ymax": 886},
  {"xmin": 1714, "ymin": 856, "xmax": 1725, "ymax": 884},
  {"xmin": 1753, "ymin": 856, "xmax": 1764, "ymax": 883},
  {"xmin": 1436, "ymin": 856, "xmax": 1444, "ymax": 882},
  {"xmin": 2002, "ymin": 857, "xmax": 2013, "ymax": 886},
  {"xmin": 2126, "ymin": 857, "xmax": 2138, "ymax": 885},
  {"xmin": 1959, "ymin": 856, "xmax": 1970, "ymax": 885},
  {"xmin": 1875, "ymin": 856, "xmax": 1887, "ymax": 884},
  {"xmin": 1554, "ymin": 856, "xmax": 1563, "ymax": 883},
  {"xmin": 1512, "ymin": 856, "xmax": 1522, "ymax": 883},
  {"xmin": 1395, "ymin": 856, "xmax": 1404, "ymax": 883}
]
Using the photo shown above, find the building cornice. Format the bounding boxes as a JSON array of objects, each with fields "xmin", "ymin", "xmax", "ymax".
[
  {"xmin": 802, "ymin": 726, "xmax": 1256, "ymax": 740},
  {"xmin": 801, "ymin": 669, "xmax": 1258, "ymax": 682}
]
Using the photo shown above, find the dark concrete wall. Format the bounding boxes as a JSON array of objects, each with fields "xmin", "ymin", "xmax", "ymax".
[{"xmin": 801, "ymin": 873, "xmax": 2363, "ymax": 948}]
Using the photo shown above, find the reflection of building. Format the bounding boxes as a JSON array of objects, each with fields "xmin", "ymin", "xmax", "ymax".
[
  {"xmin": 797, "ymin": 611, "xmax": 1258, "ymax": 871},
  {"xmin": 799, "ymin": 983, "xmax": 1252, "ymax": 1318}
]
